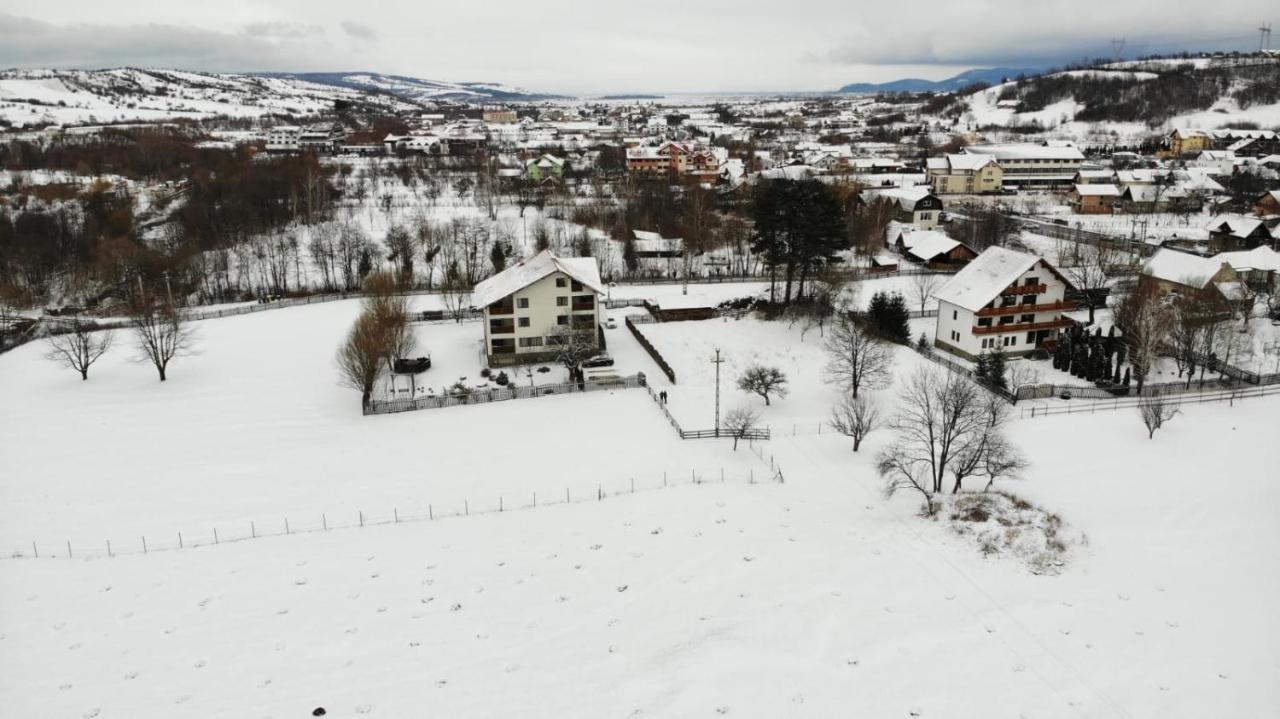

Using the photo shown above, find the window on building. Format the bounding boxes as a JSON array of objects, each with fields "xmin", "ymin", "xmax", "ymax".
[
  {"xmin": 1024, "ymin": 276, "xmax": 1039, "ymax": 286},
  {"xmin": 518, "ymin": 337, "xmax": 543, "ymax": 348},
  {"xmin": 998, "ymin": 316, "xmax": 1014, "ymax": 325},
  {"xmin": 518, "ymin": 317, "xmax": 530, "ymax": 328},
  {"xmin": 517, "ymin": 297, "xmax": 530, "ymax": 309},
  {"xmin": 556, "ymin": 296, "xmax": 568, "ymax": 306},
  {"xmin": 1021, "ymin": 295, "xmax": 1036, "ymax": 305},
  {"xmin": 571, "ymin": 280, "xmax": 583, "ymax": 292},
  {"xmin": 977, "ymin": 317, "xmax": 992, "ymax": 327},
  {"xmin": 1003, "ymin": 336, "xmax": 1015, "ymax": 346},
  {"xmin": 953, "ymin": 310, "xmax": 958, "ymax": 320},
  {"xmin": 1020, "ymin": 314, "xmax": 1034, "ymax": 323},
  {"xmin": 556, "ymin": 315, "xmax": 568, "ymax": 326},
  {"xmin": 1026, "ymin": 332, "xmax": 1037, "ymax": 344},
  {"xmin": 555, "ymin": 277, "xmax": 567, "ymax": 288}
]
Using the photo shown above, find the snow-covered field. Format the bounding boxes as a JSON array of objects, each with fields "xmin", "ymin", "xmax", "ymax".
[{"xmin": 2, "ymin": 287, "xmax": 1279, "ymax": 718}]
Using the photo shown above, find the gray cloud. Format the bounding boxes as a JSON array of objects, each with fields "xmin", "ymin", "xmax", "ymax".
[
  {"xmin": 243, "ymin": 21, "xmax": 324, "ymax": 40},
  {"xmin": 339, "ymin": 21, "xmax": 377, "ymax": 41},
  {"xmin": 0, "ymin": 13, "xmax": 341, "ymax": 72}
]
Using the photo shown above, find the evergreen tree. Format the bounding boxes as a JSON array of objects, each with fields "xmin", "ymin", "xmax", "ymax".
[{"xmin": 988, "ymin": 345, "xmax": 1008, "ymax": 389}]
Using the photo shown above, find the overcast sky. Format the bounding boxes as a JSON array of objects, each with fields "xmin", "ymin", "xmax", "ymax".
[{"xmin": 1, "ymin": 3, "xmax": 1274, "ymax": 94}]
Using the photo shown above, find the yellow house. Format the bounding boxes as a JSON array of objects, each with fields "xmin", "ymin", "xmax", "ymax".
[
  {"xmin": 926, "ymin": 154, "xmax": 1004, "ymax": 194},
  {"xmin": 1167, "ymin": 129, "xmax": 1212, "ymax": 157}
]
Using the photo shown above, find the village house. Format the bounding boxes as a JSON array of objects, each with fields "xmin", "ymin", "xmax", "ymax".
[
  {"xmin": 860, "ymin": 186, "xmax": 944, "ymax": 229},
  {"xmin": 482, "ymin": 108, "xmax": 518, "ymax": 124},
  {"xmin": 1166, "ymin": 128, "xmax": 1213, "ymax": 157},
  {"xmin": 933, "ymin": 246, "xmax": 1077, "ymax": 360},
  {"xmin": 1206, "ymin": 215, "xmax": 1278, "ymax": 252},
  {"xmin": 472, "ymin": 250, "xmax": 605, "ymax": 367},
  {"xmin": 1139, "ymin": 248, "xmax": 1243, "ymax": 305},
  {"xmin": 1217, "ymin": 246, "xmax": 1280, "ymax": 292},
  {"xmin": 523, "ymin": 154, "xmax": 565, "ymax": 185},
  {"xmin": 925, "ymin": 153, "xmax": 1004, "ymax": 194},
  {"xmin": 625, "ymin": 141, "xmax": 724, "ymax": 182},
  {"xmin": 890, "ymin": 227, "xmax": 977, "ymax": 268},
  {"xmin": 1255, "ymin": 190, "xmax": 1280, "ymax": 217},
  {"xmin": 1070, "ymin": 184, "xmax": 1119, "ymax": 214},
  {"xmin": 1073, "ymin": 169, "xmax": 1116, "ymax": 184}
]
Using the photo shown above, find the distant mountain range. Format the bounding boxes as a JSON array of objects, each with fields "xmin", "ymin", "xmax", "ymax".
[{"xmin": 837, "ymin": 67, "xmax": 1043, "ymax": 94}]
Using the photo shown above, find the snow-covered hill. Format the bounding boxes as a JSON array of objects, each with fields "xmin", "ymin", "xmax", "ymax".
[
  {"xmin": 267, "ymin": 72, "xmax": 569, "ymax": 103},
  {"xmin": 0, "ymin": 68, "xmax": 565, "ymax": 129}
]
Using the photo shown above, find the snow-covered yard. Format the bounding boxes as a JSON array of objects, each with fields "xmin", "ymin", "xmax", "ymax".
[{"xmin": 2, "ymin": 294, "xmax": 1279, "ymax": 718}]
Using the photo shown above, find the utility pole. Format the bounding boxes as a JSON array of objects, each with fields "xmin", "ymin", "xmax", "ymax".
[
  {"xmin": 711, "ymin": 348, "xmax": 725, "ymax": 437},
  {"xmin": 1111, "ymin": 37, "xmax": 1126, "ymax": 61},
  {"xmin": 1259, "ymin": 23, "xmax": 1273, "ymax": 53},
  {"xmin": 162, "ymin": 270, "xmax": 174, "ymax": 308}
]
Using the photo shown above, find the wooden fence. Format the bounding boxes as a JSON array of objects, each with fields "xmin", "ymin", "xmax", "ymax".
[{"xmin": 625, "ymin": 315, "xmax": 677, "ymax": 383}]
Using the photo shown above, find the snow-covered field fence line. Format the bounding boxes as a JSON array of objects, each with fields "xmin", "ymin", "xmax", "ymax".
[
  {"xmin": 1014, "ymin": 370, "xmax": 1280, "ymax": 403},
  {"xmin": 1016, "ymin": 383, "xmax": 1280, "ymax": 419},
  {"xmin": 642, "ymin": 384, "xmax": 772, "ymax": 441},
  {"xmin": 626, "ymin": 315, "xmax": 677, "ymax": 383},
  {"xmin": 364, "ymin": 374, "xmax": 649, "ymax": 415},
  {"xmin": 5, "ymin": 467, "xmax": 780, "ymax": 562}
]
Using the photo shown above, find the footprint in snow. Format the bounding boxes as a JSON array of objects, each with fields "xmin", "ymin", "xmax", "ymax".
[
  {"xmin": 422, "ymin": 578, "xmax": 435, "ymax": 586},
  {"xmin": 175, "ymin": 696, "xmax": 190, "ymax": 705},
  {"xmin": 294, "ymin": 578, "xmax": 308, "ymax": 586},
  {"xmin": 369, "ymin": 573, "xmax": 380, "ymax": 579},
  {"xmin": 715, "ymin": 706, "xmax": 730, "ymax": 715},
  {"xmin": 617, "ymin": 585, "xmax": 628, "ymax": 593},
  {"xmin": 59, "ymin": 683, "xmax": 73, "ymax": 691},
  {"xmin": 1134, "ymin": 630, "xmax": 1145, "ymax": 636},
  {"xmin": 53, "ymin": 622, "xmax": 66, "ymax": 631},
  {"xmin": 347, "ymin": 593, "xmax": 361, "ymax": 600},
  {"xmin": 608, "ymin": 619, "xmax": 620, "ymax": 627},
  {"xmin": 344, "ymin": 628, "xmax": 359, "ymax": 635},
  {"xmin": 275, "ymin": 642, "xmax": 287, "ymax": 651},
  {"xmin": 411, "ymin": 612, "xmax": 424, "ymax": 619},
  {"xmin": 944, "ymin": 593, "xmax": 955, "ymax": 601},
  {"xmin": 450, "ymin": 604, "xmax": 462, "ymax": 612},
  {"xmin": 476, "ymin": 633, "xmax": 489, "ymax": 640},
  {"xmin": 426, "ymin": 564, "xmax": 437, "ymax": 570},
  {"xmin": 1013, "ymin": 664, "xmax": 1026, "ymax": 673},
  {"xmin": 194, "ymin": 659, "xmax": 207, "ymax": 668},
  {"xmin": 742, "ymin": 556, "xmax": 755, "ymax": 562},
  {"xmin": 276, "ymin": 609, "xmax": 289, "ymax": 616},
  {"xmin": 504, "ymin": 663, "xmax": 519, "ymax": 673},
  {"xmin": 1218, "ymin": 673, "xmax": 1229, "ymax": 679},
  {"xmin": 846, "ymin": 659, "xmax": 859, "ymax": 667},
  {"xmin": 608, "ymin": 645, "xmax": 618, "ymax": 654},
  {"xmin": 1059, "ymin": 628, "xmax": 1072, "ymax": 636},
  {"xmin": 574, "ymin": 564, "xmax": 583, "ymax": 570},
  {"xmin": 872, "ymin": 549, "xmax": 882, "ymax": 556},
  {"xmin": 296, "ymin": 561, "xmax": 307, "ymax": 567},
  {"xmin": 258, "ymin": 679, "xmax": 273, "ymax": 688},
  {"xmin": 68, "ymin": 642, "xmax": 83, "ymax": 651},
  {"xmin": 715, "ymin": 518, "xmax": 727, "ymax": 525},
  {"xmin": 983, "ymin": 624, "xmax": 995, "ymax": 634},
  {"xmin": 124, "ymin": 671, "xmax": 138, "ymax": 680},
  {"xmin": 650, "ymin": 528, "xmax": 663, "ymax": 535},
  {"xmin": 1166, "ymin": 621, "xmax": 1180, "ymax": 628},
  {"xmin": 164, "ymin": 627, "xmax": 177, "ymax": 634},
  {"xmin": 82, "ymin": 709, "xmax": 100, "ymax": 718},
  {"xmin": 557, "ymin": 596, "xmax": 569, "ymax": 603},
  {"xmin": 590, "ymin": 544, "xmax": 603, "ymax": 551},
  {"xmin": 1117, "ymin": 593, "xmax": 1130, "ymax": 601},
  {"xmin": 354, "ymin": 704, "xmax": 372, "ymax": 714},
  {"xmin": 377, "ymin": 606, "xmax": 387, "ymax": 614},
  {"xmin": 435, "ymin": 680, "xmax": 448, "ymax": 688},
  {"xmin": 791, "ymin": 694, "xmax": 805, "ymax": 704}
]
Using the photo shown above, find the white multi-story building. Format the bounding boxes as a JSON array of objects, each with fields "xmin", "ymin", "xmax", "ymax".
[
  {"xmin": 933, "ymin": 247, "xmax": 1076, "ymax": 360},
  {"xmin": 265, "ymin": 125, "xmax": 302, "ymax": 151},
  {"xmin": 471, "ymin": 250, "xmax": 605, "ymax": 367},
  {"xmin": 958, "ymin": 143, "xmax": 1085, "ymax": 189}
]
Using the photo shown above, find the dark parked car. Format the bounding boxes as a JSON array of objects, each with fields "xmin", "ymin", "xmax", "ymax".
[
  {"xmin": 582, "ymin": 355, "xmax": 614, "ymax": 368},
  {"xmin": 394, "ymin": 356, "xmax": 432, "ymax": 374}
]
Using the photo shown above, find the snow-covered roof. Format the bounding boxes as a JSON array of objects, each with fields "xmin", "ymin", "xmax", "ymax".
[
  {"xmin": 1074, "ymin": 183, "xmax": 1119, "ymax": 197},
  {"xmin": 906, "ymin": 233, "xmax": 963, "ymax": 262},
  {"xmin": 472, "ymin": 250, "xmax": 604, "ymax": 307},
  {"xmin": 933, "ymin": 246, "xmax": 1048, "ymax": 312},
  {"xmin": 1141, "ymin": 249, "xmax": 1229, "ymax": 289},
  {"xmin": 962, "ymin": 144, "xmax": 1085, "ymax": 162},
  {"xmin": 1217, "ymin": 246, "xmax": 1280, "ymax": 273},
  {"xmin": 942, "ymin": 153, "xmax": 997, "ymax": 171},
  {"xmin": 861, "ymin": 185, "xmax": 934, "ymax": 208},
  {"xmin": 1207, "ymin": 215, "xmax": 1268, "ymax": 238}
]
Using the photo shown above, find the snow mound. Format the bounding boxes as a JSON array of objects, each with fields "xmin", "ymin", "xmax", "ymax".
[{"xmin": 937, "ymin": 491, "xmax": 1086, "ymax": 575}]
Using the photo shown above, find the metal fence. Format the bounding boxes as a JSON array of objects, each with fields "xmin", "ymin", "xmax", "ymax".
[
  {"xmin": 364, "ymin": 374, "xmax": 647, "ymax": 415},
  {"xmin": 1016, "ymin": 383, "xmax": 1280, "ymax": 419},
  {"xmin": 642, "ymin": 385, "xmax": 771, "ymax": 441},
  {"xmin": 626, "ymin": 315, "xmax": 677, "ymax": 383},
  {"xmin": 6, "ymin": 466, "xmax": 781, "ymax": 561}
]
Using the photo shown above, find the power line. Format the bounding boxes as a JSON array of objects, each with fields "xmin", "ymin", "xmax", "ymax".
[{"xmin": 1260, "ymin": 22, "xmax": 1273, "ymax": 52}]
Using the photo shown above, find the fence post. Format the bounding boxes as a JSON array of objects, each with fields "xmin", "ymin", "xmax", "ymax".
[
  {"xmin": 178, "ymin": 532, "xmax": 183, "ymax": 549},
  {"xmin": 500, "ymin": 496, "xmax": 503, "ymax": 512},
  {"xmin": 107, "ymin": 540, "xmax": 112, "ymax": 558},
  {"xmin": 142, "ymin": 536, "xmax": 147, "ymax": 554},
  {"xmin": 663, "ymin": 471, "xmax": 667, "ymax": 487},
  {"xmin": 597, "ymin": 485, "xmax": 602, "ymax": 501},
  {"xmin": 214, "ymin": 528, "xmax": 219, "ymax": 544},
  {"xmin": 465, "ymin": 500, "xmax": 469, "ymax": 516},
  {"xmin": 631, "ymin": 478, "xmax": 635, "ymax": 494},
  {"xmin": 533, "ymin": 492, "xmax": 536, "ymax": 508},
  {"xmin": 566, "ymin": 488, "xmax": 570, "ymax": 503},
  {"xmin": 285, "ymin": 518, "xmax": 290, "ymax": 534},
  {"xmin": 32, "ymin": 541, "xmax": 37, "ymax": 558},
  {"xmin": 251, "ymin": 521, "xmax": 256, "ymax": 538},
  {"xmin": 67, "ymin": 540, "xmax": 72, "ymax": 559},
  {"xmin": 750, "ymin": 469, "xmax": 754, "ymax": 484},
  {"xmin": 721, "ymin": 468, "xmax": 724, "ymax": 483},
  {"xmin": 323, "ymin": 513, "xmax": 328, "ymax": 531},
  {"xmin": 394, "ymin": 508, "xmax": 399, "ymax": 524},
  {"xmin": 359, "ymin": 511, "xmax": 364, "ymax": 527}
]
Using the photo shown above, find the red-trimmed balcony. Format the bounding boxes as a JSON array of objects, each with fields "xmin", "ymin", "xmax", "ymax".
[
  {"xmin": 976, "ymin": 299, "xmax": 1077, "ymax": 317},
  {"xmin": 973, "ymin": 318, "xmax": 1073, "ymax": 336},
  {"xmin": 1000, "ymin": 283, "xmax": 1047, "ymax": 296}
]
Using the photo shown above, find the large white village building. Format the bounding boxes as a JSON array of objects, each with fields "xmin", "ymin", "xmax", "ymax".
[
  {"xmin": 933, "ymin": 247, "xmax": 1077, "ymax": 360},
  {"xmin": 472, "ymin": 250, "xmax": 605, "ymax": 366}
]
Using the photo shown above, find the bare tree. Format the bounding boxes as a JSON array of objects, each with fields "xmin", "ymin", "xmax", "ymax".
[
  {"xmin": 910, "ymin": 272, "xmax": 943, "ymax": 313},
  {"xmin": 829, "ymin": 393, "xmax": 882, "ymax": 451},
  {"xmin": 547, "ymin": 324, "xmax": 598, "ymax": 377},
  {"xmin": 1138, "ymin": 393, "xmax": 1179, "ymax": 439},
  {"xmin": 131, "ymin": 302, "xmax": 195, "ymax": 382},
  {"xmin": 337, "ymin": 311, "xmax": 387, "ymax": 407},
  {"xmin": 1062, "ymin": 239, "xmax": 1118, "ymax": 324},
  {"xmin": 1113, "ymin": 284, "xmax": 1174, "ymax": 395},
  {"xmin": 737, "ymin": 364, "xmax": 789, "ymax": 406},
  {"xmin": 723, "ymin": 406, "xmax": 761, "ymax": 450},
  {"xmin": 876, "ymin": 366, "xmax": 1012, "ymax": 514},
  {"xmin": 439, "ymin": 276, "xmax": 474, "ymax": 324},
  {"xmin": 824, "ymin": 316, "xmax": 892, "ymax": 398},
  {"xmin": 44, "ymin": 320, "xmax": 113, "ymax": 380},
  {"xmin": 364, "ymin": 271, "xmax": 417, "ymax": 397}
]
